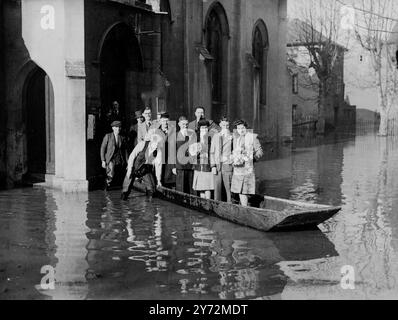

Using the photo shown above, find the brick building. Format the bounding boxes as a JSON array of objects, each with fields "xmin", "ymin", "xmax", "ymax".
[{"xmin": 0, "ymin": 0, "xmax": 290, "ymax": 191}]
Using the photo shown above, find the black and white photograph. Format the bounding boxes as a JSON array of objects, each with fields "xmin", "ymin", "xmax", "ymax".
[{"xmin": 1, "ymin": 0, "xmax": 398, "ymax": 307}]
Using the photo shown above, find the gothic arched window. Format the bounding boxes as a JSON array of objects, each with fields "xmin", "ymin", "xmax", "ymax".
[
  {"xmin": 206, "ymin": 10, "xmax": 223, "ymax": 107},
  {"xmin": 205, "ymin": 3, "xmax": 229, "ymax": 121},
  {"xmin": 249, "ymin": 20, "xmax": 269, "ymax": 131},
  {"xmin": 253, "ymin": 26, "xmax": 267, "ymax": 105},
  {"xmin": 252, "ymin": 21, "xmax": 269, "ymax": 105}
]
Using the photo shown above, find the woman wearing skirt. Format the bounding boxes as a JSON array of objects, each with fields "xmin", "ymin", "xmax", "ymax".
[
  {"xmin": 190, "ymin": 119, "xmax": 216, "ymax": 199},
  {"xmin": 231, "ymin": 120, "xmax": 264, "ymax": 206}
]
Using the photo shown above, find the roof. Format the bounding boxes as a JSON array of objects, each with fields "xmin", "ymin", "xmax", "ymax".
[
  {"xmin": 388, "ymin": 22, "xmax": 398, "ymax": 45},
  {"xmin": 287, "ymin": 19, "xmax": 347, "ymax": 50}
]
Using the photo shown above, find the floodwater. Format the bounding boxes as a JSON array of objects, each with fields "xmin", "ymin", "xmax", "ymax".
[{"xmin": 2, "ymin": 133, "xmax": 398, "ymax": 300}]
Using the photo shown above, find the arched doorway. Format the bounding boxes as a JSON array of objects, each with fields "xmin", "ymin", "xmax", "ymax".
[
  {"xmin": 204, "ymin": 2, "xmax": 229, "ymax": 122},
  {"xmin": 24, "ymin": 65, "xmax": 55, "ymax": 181},
  {"xmin": 99, "ymin": 22, "xmax": 143, "ymax": 132}
]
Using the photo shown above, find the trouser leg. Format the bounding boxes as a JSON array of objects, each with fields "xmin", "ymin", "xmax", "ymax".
[
  {"xmin": 222, "ymin": 171, "xmax": 233, "ymax": 203},
  {"xmin": 214, "ymin": 171, "xmax": 223, "ymax": 201},
  {"xmin": 187, "ymin": 170, "xmax": 195, "ymax": 195},
  {"xmin": 176, "ymin": 169, "xmax": 194, "ymax": 194},
  {"xmin": 239, "ymin": 194, "xmax": 248, "ymax": 207},
  {"xmin": 114, "ymin": 164, "xmax": 126, "ymax": 186},
  {"xmin": 122, "ymin": 172, "xmax": 135, "ymax": 196},
  {"xmin": 176, "ymin": 170, "xmax": 184, "ymax": 192},
  {"xmin": 106, "ymin": 161, "xmax": 115, "ymax": 186},
  {"xmin": 142, "ymin": 173, "xmax": 156, "ymax": 196}
]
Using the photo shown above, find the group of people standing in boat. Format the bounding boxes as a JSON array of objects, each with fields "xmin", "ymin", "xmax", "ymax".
[{"xmin": 100, "ymin": 104, "xmax": 263, "ymax": 206}]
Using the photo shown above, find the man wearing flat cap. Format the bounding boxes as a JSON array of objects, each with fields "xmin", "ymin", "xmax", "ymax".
[{"xmin": 100, "ymin": 120, "xmax": 128, "ymax": 190}]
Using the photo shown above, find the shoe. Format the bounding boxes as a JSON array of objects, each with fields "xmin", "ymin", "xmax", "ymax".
[{"xmin": 121, "ymin": 192, "xmax": 129, "ymax": 201}]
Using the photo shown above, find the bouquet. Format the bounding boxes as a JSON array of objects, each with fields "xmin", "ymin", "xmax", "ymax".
[
  {"xmin": 189, "ymin": 142, "xmax": 203, "ymax": 157},
  {"xmin": 232, "ymin": 147, "xmax": 252, "ymax": 167}
]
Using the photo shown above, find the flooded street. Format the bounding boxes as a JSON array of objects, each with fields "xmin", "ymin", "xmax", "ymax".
[{"xmin": 2, "ymin": 133, "xmax": 398, "ymax": 300}]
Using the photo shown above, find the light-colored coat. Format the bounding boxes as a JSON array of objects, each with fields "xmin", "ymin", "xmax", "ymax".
[
  {"xmin": 233, "ymin": 132, "xmax": 263, "ymax": 175},
  {"xmin": 126, "ymin": 140, "xmax": 162, "ymax": 183},
  {"xmin": 210, "ymin": 131, "xmax": 234, "ymax": 171},
  {"xmin": 137, "ymin": 121, "xmax": 160, "ymax": 142}
]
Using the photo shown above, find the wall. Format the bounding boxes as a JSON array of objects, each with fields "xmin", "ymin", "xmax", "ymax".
[
  {"xmin": 0, "ymin": 0, "xmax": 5, "ymax": 188},
  {"xmin": 167, "ymin": 0, "xmax": 290, "ymax": 140},
  {"xmin": 2, "ymin": 0, "xmax": 32, "ymax": 188},
  {"xmin": 287, "ymin": 58, "xmax": 319, "ymax": 123}
]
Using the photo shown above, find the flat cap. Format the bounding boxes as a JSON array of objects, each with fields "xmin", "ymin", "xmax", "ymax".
[{"xmin": 111, "ymin": 120, "xmax": 122, "ymax": 128}]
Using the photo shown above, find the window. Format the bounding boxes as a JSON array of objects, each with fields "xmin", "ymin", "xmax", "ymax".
[
  {"xmin": 206, "ymin": 10, "xmax": 223, "ymax": 104},
  {"xmin": 292, "ymin": 74, "xmax": 298, "ymax": 94},
  {"xmin": 205, "ymin": 3, "xmax": 229, "ymax": 121},
  {"xmin": 292, "ymin": 104, "xmax": 298, "ymax": 122},
  {"xmin": 252, "ymin": 21, "xmax": 269, "ymax": 105}
]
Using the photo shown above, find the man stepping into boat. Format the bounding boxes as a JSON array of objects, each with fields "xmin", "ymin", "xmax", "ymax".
[
  {"xmin": 211, "ymin": 116, "xmax": 234, "ymax": 203},
  {"xmin": 231, "ymin": 120, "xmax": 264, "ymax": 207},
  {"xmin": 121, "ymin": 130, "xmax": 162, "ymax": 201}
]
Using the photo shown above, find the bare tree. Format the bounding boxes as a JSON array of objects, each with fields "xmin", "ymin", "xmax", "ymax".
[
  {"xmin": 289, "ymin": 0, "xmax": 349, "ymax": 134},
  {"xmin": 351, "ymin": 0, "xmax": 398, "ymax": 136}
]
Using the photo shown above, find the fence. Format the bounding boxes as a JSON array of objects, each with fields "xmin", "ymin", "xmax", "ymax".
[
  {"xmin": 356, "ymin": 119, "xmax": 380, "ymax": 135},
  {"xmin": 292, "ymin": 115, "xmax": 317, "ymax": 137},
  {"xmin": 387, "ymin": 118, "xmax": 398, "ymax": 136}
]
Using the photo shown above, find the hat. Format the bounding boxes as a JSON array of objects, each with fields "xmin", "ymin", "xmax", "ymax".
[
  {"xmin": 134, "ymin": 110, "xmax": 143, "ymax": 119},
  {"xmin": 160, "ymin": 112, "xmax": 169, "ymax": 119},
  {"xmin": 111, "ymin": 120, "xmax": 122, "ymax": 128}
]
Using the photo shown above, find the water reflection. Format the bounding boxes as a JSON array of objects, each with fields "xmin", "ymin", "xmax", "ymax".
[
  {"xmin": 0, "ymin": 188, "xmax": 89, "ymax": 300},
  {"xmin": 84, "ymin": 193, "xmax": 338, "ymax": 300},
  {"xmin": 0, "ymin": 188, "xmax": 53, "ymax": 299},
  {"xmin": 37, "ymin": 190, "xmax": 89, "ymax": 299},
  {"xmin": 5, "ymin": 133, "xmax": 398, "ymax": 299},
  {"xmin": 260, "ymin": 134, "xmax": 398, "ymax": 299},
  {"xmin": 0, "ymin": 185, "xmax": 338, "ymax": 300}
]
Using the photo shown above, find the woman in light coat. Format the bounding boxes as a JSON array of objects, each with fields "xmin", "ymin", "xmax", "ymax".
[{"xmin": 230, "ymin": 120, "xmax": 264, "ymax": 206}]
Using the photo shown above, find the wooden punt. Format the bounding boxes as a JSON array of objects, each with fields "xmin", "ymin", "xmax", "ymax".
[{"xmin": 133, "ymin": 183, "xmax": 341, "ymax": 232}]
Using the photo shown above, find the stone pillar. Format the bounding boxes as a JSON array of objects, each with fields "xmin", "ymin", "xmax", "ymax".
[
  {"xmin": 277, "ymin": 0, "xmax": 291, "ymax": 141},
  {"xmin": 61, "ymin": 0, "xmax": 87, "ymax": 192},
  {"xmin": 62, "ymin": 62, "xmax": 87, "ymax": 192}
]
